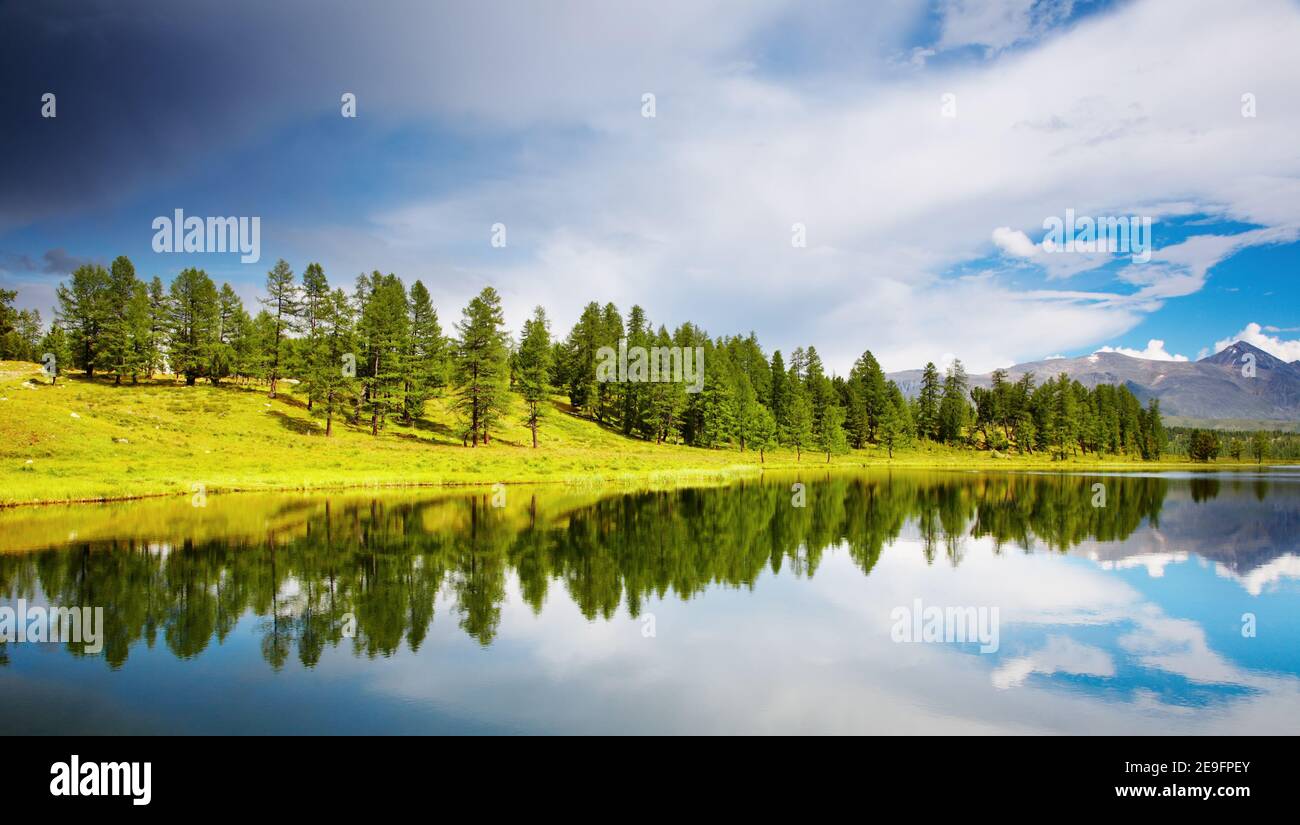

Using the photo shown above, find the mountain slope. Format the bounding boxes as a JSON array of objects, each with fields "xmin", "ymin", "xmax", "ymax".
[{"xmin": 888, "ymin": 341, "xmax": 1300, "ymax": 422}]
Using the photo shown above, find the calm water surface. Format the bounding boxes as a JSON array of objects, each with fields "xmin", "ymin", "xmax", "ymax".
[{"xmin": 2, "ymin": 469, "xmax": 1298, "ymax": 734}]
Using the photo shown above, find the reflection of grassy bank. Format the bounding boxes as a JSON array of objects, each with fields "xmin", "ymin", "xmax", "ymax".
[
  {"xmin": 0, "ymin": 362, "xmax": 1282, "ymax": 507},
  {"xmin": 0, "ymin": 486, "xmax": 614, "ymax": 554}
]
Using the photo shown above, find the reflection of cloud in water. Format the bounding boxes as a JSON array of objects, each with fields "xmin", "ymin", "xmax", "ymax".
[
  {"xmin": 1094, "ymin": 550, "xmax": 1189, "ymax": 578},
  {"xmin": 1118, "ymin": 607, "xmax": 1248, "ymax": 687},
  {"xmin": 992, "ymin": 636, "xmax": 1115, "ymax": 689},
  {"xmin": 353, "ymin": 533, "xmax": 1300, "ymax": 734},
  {"xmin": 1215, "ymin": 555, "xmax": 1300, "ymax": 596},
  {"xmin": 1076, "ymin": 482, "xmax": 1300, "ymax": 591}
]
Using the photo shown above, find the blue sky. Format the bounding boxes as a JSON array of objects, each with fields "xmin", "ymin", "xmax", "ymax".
[{"xmin": 2, "ymin": 0, "xmax": 1298, "ymax": 373}]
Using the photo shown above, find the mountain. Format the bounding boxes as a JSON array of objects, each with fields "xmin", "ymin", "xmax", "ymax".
[
  {"xmin": 1198, "ymin": 340, "xmax": 1294, "ymax": 372},
  {"xmin": 888, "ymin": 341, "xmax": 1300, "ymax": 422}
]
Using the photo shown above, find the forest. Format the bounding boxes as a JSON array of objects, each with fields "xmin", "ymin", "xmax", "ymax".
[{"xmin": 2, "ymin": 256, "xmax": 1295, "ymax": 463}]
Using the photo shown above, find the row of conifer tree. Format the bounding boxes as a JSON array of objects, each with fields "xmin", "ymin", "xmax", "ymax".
[{"xmin": 19, "ymin": 256, "xmax": 1171, "ymax": 459}]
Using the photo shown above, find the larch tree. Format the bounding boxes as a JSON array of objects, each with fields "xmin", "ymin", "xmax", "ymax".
[
  {"xmin": 1144, "ymin": 399, "xmax": 1168, "ymax": 460},
  {"xmin": 0, "ymin": 289, "xmax": 15, "ymax": 348},
  {"xmin": 146, "ymin": 276, "xmax": 168, "ymax": 377},
  {"xmin": 751, "ymin": 405, "xmax": 778, "ymax": 462},
  {"xmin": 938, "ymin": 359, "xmax": 970, "ymax": 445},
  {"xmin": 405, "ymin": 280, "xmax": 447, "ymax": 424},
  {"xmin": 210, "ymin": 283, "xmax": 246, "ymax": 385},
  {"xmin": 768, "ymin": 350, "xmax": 790, "ymax": 432},
  {"xmin": 916, "ymin": 361, "xmax": 942, "ymax": 441},
  {"xmin": 595, "ymin": 302, "xmax": 624, "ymax": 424},
  {"xmin": 878, "ymin": 392, "xmax": 903, "ymax": 458},
  {"xmin": 299, "ymin": 262, "xmax": 331, "ymax": 409},
  {"xmin": 732, "ymin": 373, "xmax": 760, "ymax": 452},
  {"xmin": 306, "ymin": 288, "xmax": 358, "ymax": 436},
  {"xmin": 818, "ymin": 402, "xmax": 849, "ymax": 463},
  {"xmin": 646, "ymin": 325, "xmax": 685, "ymax": 443},
  {"xmin": 517, "ymin": 305, "xmax": 553, "ymax": 448},
  {"xmin": 784, "ymin": 383, "xmax": 814, "ymax": 460},
  {"xmin": 166, "ymin": 268, "xmax": 220, "ymax": 385},
  {"xmin": 452, "ymin": 286, "xmax": 509, "ymax": 446},
  {"xmin": 621, "ymin": 305, "xmax": 650, "ymax": 437},
  {"xmin": 560, "ymin": 301, "xmax": 604, "ymax": 418},
  {"xmin": 56, "ymin": 263, "xmax": 111, "ymax": 379},
  {"xmin": 356, "ymin": 272, "xmax": 410, "ymax": 435},
  {"xmin": 39, "ymin": 323, "xmax": 72, "ymax": 384},
  {"xmin": 1251, "ymin": 431, "xmax": 1269, "ymax": 464},
  {"xmin": 102, "ymin": 255, "xmax": 139, "ymax": 384},
  {"xmin": 260, "ymin": 258, "xmax": 299, "ymax": 398},
  {"xmin": 124, "ymin": 279, "xmax": 153, "ymax": 383}
]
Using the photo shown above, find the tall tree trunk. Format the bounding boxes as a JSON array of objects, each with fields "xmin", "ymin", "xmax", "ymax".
[{"xmin": 471, "ymin": 399, "xmax": 479, "ymax": 446}]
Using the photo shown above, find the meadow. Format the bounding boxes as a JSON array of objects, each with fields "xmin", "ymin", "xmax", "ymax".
[{"xmin": 0, "ymin": 361, "xmax": 1277, "ymax": 507}]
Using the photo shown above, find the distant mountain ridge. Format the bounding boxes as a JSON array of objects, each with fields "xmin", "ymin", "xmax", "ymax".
[{"xmin": 887, "ymin": 341, "xmax": 1300, "ymax": 422}]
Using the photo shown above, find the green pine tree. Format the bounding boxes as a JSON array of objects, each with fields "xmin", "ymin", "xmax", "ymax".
[
  {"xmin": 405, "ymin": 280, "xmax": 447, "ymax": 424},
  {"xmin": 260, "ymin": 258, "xmax": 300, "ymax": 398},
  {"xmin": 452, "ymin": 287, "xmax": 510, "ymax": 446},
  {"xmin": 517, "ymin": 306, "xmax": 553, "ymax": 447},
  {"xmin": 166, "ymin": 268, "xmax": 220, "ymax": 385}
]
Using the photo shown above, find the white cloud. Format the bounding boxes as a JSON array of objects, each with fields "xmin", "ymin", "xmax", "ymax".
[
  {"xmin": 995, "ymin": 222, "xmax": 1115, "ymax": 280},
  {"xmin": 992, "ymin": 226, "xmax": 1040, "ymax": 258},
  {"xmin": 1095, "ymin": 339, "xmax": 1189, "ymax": 362},
  {"xmin": 1211, "ymin": 322, "xmax": 1300, "ymax": 363},
  {"xmin": 283, "ymin": 0, "xmax": 1300, "ymax": 374},
  {"xmin": 936, "ymin": 0, "xmax": 1076, "ymax": 53},
  {"xmin": 908, "ymin": 47, "xmax": 936, "ymax": 67}
]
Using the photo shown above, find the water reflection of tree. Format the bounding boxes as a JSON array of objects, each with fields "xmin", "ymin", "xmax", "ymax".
[
  {"xmin": 1190, "ymin": 477, "xmax": 1221, "ymax": 503},
  {"xmin": 0, "ymin": 474, "xmax": 1171, "ymax": 667}
]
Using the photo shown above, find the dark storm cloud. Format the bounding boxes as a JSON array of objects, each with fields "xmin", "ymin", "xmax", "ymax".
[
  {"xmin": 0, "ymin": 0, "xmax": 348, "ymax": 229},
  {"xmin": 0, "ymin": 247, "xmax": 99, "ymax": 275},
  {"xmin": 0, "ymin": 0, "xmax": 812, "ymax": 230}
]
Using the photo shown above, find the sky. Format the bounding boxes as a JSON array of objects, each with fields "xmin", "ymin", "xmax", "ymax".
[{"xmin": 1, "ymin": 0, "xmax": 1298, "ymax": 375}]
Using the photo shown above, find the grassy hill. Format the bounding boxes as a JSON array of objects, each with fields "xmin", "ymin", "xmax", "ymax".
[{"xmin": 0, "ymin": 361, "xmax": 1279, "ymax": 506}]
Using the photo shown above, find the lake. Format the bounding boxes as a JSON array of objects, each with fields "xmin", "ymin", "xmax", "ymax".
[{"xmin": 2, "ymin": 469, "xmax": 1298, "ymax": 734}]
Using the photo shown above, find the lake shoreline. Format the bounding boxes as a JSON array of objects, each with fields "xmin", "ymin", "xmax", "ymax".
[
  {"xmin": 1, "ymin": 452, "xmax": 1286, "ymax": 509},
  {"xmin": 2, "ymin": 363, "xmax": 1288, "ymax": 508}
]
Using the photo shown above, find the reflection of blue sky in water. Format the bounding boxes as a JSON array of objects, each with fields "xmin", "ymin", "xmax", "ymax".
[
  {"xmin": 2, "ymin": 474, "xmax": 1299, "ymax": 734},
  {"xmin": 330, "ymin": 523, "xmax": 1300, "ymax": 733},
  {"xmin": 359, "ymin": 481, "xmax": 1300, "ymax": 734}
]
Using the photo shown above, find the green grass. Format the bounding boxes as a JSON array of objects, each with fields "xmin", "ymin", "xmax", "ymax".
[{"xmin": 0, "ymin": 361, "xmax": 1283, "ymax": 506}]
